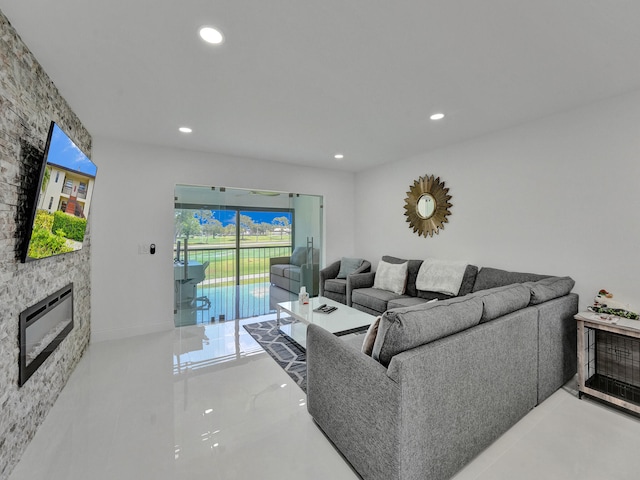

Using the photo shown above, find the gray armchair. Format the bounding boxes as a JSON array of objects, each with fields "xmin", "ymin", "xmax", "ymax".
[{"xmin": 320, "ymin": 258, "xmax": 371, "ymax": 305}]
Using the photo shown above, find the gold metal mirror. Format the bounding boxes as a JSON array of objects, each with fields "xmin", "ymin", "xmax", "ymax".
[{"xmin": 404, "ymin": 175, "xmax": 452, "ymax": 237}]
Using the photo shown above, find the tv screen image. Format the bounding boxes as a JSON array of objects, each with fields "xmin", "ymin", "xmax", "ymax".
[{"xmin": 22, "ymin": 122, "xmax": 97, "ymax": 262}]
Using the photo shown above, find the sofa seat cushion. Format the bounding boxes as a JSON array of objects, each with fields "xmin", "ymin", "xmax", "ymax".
[
  {"xmin": 283, "ymin": 266, "xmax": 301, "ymax": 281},
  {"xmin": 270, "ymin": 264, "xmax": 289, "ymax": 277},
  {"xmin": 388, "ymin": 296, "xmax": 432, "ymax": 310},
  {"xmin": 324, "ymin": 278, "xmax": 347, "ymax": 295},
  {"xmin": 372, "ymin": 296, "xmax": 484, "ymax": 367},
  {"xmin": 415, "ymin": 290, "xmax": 454, "ymax": 302},
  {"xmin": 472, "ymin": 267, "xmax": 549, "ymax": 292},
  {"xmin": 352, "ymin": 287, "xmax": 404, "ymax": 314}
]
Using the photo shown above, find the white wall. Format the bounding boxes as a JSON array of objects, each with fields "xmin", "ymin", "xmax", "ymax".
[
  {"xmin": 355, "ymin": 89, "xmax": 640, "ymax": 311},
  {"xmin": 90, "ymin": 140, "xmax": 356, "ymax": 342},
  {"xmin": 91, "ymin": 89, "xmax": 640, "ymax": 341}
]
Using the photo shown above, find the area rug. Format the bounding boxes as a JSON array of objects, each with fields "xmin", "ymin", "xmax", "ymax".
[{"xmin": 243, "ymin": 319, "xmax": 307, "ymax": 392}]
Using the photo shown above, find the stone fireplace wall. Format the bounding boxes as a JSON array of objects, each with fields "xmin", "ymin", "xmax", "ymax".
[{"xmin": 0, "ymin": 11, "xmax": 92, "ymax": 480}]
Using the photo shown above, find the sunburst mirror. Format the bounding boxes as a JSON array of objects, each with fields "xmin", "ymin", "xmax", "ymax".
[{"xmin": 404, "ymin": 174, "xmax": 452, "ymax": 237}]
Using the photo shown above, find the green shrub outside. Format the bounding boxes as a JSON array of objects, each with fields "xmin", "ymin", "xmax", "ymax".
[
  {"xmin": 28, "ymin": 210, "xmax": 79, "ymax": 258},
  {"xmin": 52, "ymin": 210, "xmax": 87, "ymax": 242},
  {"xmin": 28, "ymin": 210, "xmax": 74, "ymax": 258},
  {"xmin": 34, "ymin": 209, "xmax": 54, "ymax": 231}
]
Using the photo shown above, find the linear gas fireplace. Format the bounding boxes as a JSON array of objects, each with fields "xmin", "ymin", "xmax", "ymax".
[{"xmin": 19, "ymin": 284, "xmax": 74, "ymax": 387}]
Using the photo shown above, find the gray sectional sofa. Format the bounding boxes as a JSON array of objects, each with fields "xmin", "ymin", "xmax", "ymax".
[
  {"xmin": 306, "ymin": 268, "xmax": 578, "ymax": 480},
  {"xmin": 348, "ymin": 255, "xmax": 549, "ymax": 315}
]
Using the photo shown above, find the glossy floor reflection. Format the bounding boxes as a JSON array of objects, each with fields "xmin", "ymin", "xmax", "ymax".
[
  {"xmin": 175, "ymin": 283, "xmax": 297, "ymax": 326},
  {"xmin": 8, "ymin": 315, "xmax": 358, "ymax": 480},
  {"xmin": 9, "ymin": 317, "xmax": 640, "ymax": 480}
]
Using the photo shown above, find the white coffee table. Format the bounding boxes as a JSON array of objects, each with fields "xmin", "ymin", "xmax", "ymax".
[{"xmin": 277, "ymin": 296, "xmax": 375, "ymax": 348}]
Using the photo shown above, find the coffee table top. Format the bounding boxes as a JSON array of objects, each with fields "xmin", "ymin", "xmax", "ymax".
[{"xmin": 277, "ymin": 296, "xmax": 375, "ymax": 335}]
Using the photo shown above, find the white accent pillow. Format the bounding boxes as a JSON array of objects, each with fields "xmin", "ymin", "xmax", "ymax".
[
  {"xmin": 373, "ymin": 260, "xmax": 408, "ymax": 295},
  {"xmin": 416, "ymin": 258, "xmax": 467, "ymax": 296}
]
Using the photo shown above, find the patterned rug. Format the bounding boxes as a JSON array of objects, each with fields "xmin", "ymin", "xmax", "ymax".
[{"xmin": 243, "ymin": 319, "xmax": 307, "ymax": 392}]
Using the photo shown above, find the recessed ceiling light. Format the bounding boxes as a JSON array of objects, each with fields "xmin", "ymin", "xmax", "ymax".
[
  {"xmin": 430, "ymin": 113, "xmax": 445, "ymax": 120},
  {"xmin": 334, "ymin": 153, "xmax": 344, "ymax": 160},
  {"xmin": 179, "ymin": 127, "xmax": 193, "ymax": 133},
  {"xmin": 199, "ymin": 26, "xmax": 224, "ymax": 45}
]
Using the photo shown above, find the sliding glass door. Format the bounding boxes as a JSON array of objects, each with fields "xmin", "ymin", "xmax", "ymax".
[{"xmin": 173, "ymin": 185, "xmax": 322, "ymax": 327}]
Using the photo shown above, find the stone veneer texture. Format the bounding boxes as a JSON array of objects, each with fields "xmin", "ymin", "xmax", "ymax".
[{"xmin": 0, "ymin": 11, "xmax": 92, "ymax": 480}]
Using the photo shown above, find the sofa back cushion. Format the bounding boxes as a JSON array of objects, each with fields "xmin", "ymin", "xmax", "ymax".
[
  {"xmin": 527, "ymin": 276, "xmax": 575, "ymax": 305},
  {"xmin": 382, "ymin": 256, "xmax": 423, "ymax": 297},
  {"xmin": 472, "ymin": 267, "xmax": 550, "ymax": 292},
  {"xmin": 458, "ymin": 265, "xmax": 479, "ymax": 296},
  {"xmin": 290, "ymin": 247, "xmax": 307, "ymax": 266},
  {"xmin": 371, "ymin": 296, "xmax": 483, "ymax": 367},
  {"xmin": 468, "ymin": 284, "xmax": 532, "ymax": 323},
  {"xmin": 290, "ymin": 247, "xmax": 319, "ymax": 266}
]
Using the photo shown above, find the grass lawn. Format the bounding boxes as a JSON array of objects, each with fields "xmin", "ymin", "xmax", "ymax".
[
  {"xmin": 178, "ymin": 244, "xmax": 293, "ymax": 285},
  {"xmin": 186, "ymin": 234, "xmax": 291, "ymax": 246}
]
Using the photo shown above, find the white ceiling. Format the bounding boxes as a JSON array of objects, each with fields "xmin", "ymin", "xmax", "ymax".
[{"xmin": 2, "ymin": 1, "xmax": 640, "ymax": 172}]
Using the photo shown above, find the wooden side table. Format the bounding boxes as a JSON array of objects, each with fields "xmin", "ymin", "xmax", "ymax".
[{"xmin": 576, "ymin": 311, "xmax": 640, "ymax": 415}]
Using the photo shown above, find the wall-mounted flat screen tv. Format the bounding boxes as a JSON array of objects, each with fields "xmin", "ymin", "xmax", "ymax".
[{"xmin": 21, "ymin": 121, "xmax": 97, "ymax": 262}]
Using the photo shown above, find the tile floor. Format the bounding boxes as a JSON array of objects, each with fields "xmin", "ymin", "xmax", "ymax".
[
  {"xmin": 175, "ymin": 283, "xmax": 296, "ymax": 326},
  {"xmin": 8, "ymin": 316, "xmax": 640, "ymax": 480}
]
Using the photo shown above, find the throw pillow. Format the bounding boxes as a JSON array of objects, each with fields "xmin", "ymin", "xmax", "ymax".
[
  {"xmin": 415, "ymin": 258, "xmax": 468, "ymax": 296},
  {"xmin": 373, "ymin": 260, "xmax": 408, "ymax": 295},
  {"xmin": 336, "ymin": 257, "xmax": 364, "ymax": 279},
  {"xmin": 361, "ymin": 316, "xmax": 381, "ymax": 356},
  {"xmin": 382, "ymin": 256, "xmax": 422, "ymax": 297},
  {"xmin": 289, "ymin": 247, "xmax": 308, "ymax": 266}
]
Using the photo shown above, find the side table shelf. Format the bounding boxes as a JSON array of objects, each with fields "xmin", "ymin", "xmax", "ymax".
[{"xmin": 576, "ymin": 312, "xmax": 640, "ymax": 415}]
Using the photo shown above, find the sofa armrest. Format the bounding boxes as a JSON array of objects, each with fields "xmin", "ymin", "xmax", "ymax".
[
  {"xmin": 349, "ymin": 271, "xmax": 375, "ymax": 288},
  {"xmin": 306, "ymin": 324, "xmax": 401, "ymax": 480},
  {"xmin": 319, "ymin": 260, "xmax": 341, "ymax": 295},
  {"xmin": 536, "ymin": 293, "xmax": 578, "ymax": 403},
  {"xmin": 346, "ymin": 271, "xmax": 375, "ymax": 306},
  {"xmin": 353, "ymin": 260, "xmax": 372, "ymax": 275},
  {"xmin": 269, "ymin": 256, "xmax": 291, "ymax": 267}
]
